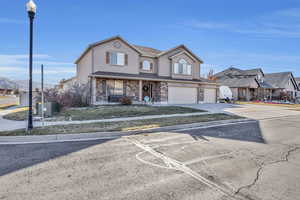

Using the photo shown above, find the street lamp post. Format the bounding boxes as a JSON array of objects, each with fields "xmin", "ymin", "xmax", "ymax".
[{"xmin": 26, "ymin": 0, "xmax": 37, "ymax": 131}]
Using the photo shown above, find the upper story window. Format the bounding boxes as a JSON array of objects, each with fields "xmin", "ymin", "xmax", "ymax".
[
  {"xmin": 106, "ymin": 52, "xmax": 128, "ymax": 66},
  {"xmin": 142, "ymin": 60, "xmax": 151, "ymax": 70},
  {"xmin": 174, "ymin": 59, "xmax": 192, "ymax": 75}
]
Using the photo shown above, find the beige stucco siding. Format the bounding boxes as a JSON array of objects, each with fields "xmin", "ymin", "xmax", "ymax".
[
  {"xmin": 77, "ymin": 50, "xmax": 92, "ymax": 84},
  {"xmin": 157, "ymin": 53, "xmax": 171, "ymax": 77},
  {"xmin": 158, "ymin": 48, "xmax": 201, "ymax": 80},
  {"xmin": 93, "ymin": 39, "xmax": 140, "ymax": 74}
]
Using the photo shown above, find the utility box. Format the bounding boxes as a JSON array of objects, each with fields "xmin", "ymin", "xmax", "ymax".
[{"xmin": 37, "ymin": 102, "xmax": 60, "ymax": 117}]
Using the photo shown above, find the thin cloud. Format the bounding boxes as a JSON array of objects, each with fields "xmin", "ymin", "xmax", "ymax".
[
  {"xmin": 183, "ymin": 8, "xmax": 300, "ymax": 38},
  {"xmin": 0, "ymin": 54, "xmax": 76, "ymax": 84},
  {"xmin": 200, "ymin": 51, "xmax": 300, "ymax": 76},
  {"xmin": 274, "ymin": 8, "xmax": 300, "ymax": 18},
  {"xmin": 0, "ymin": 18, "xmax": 25, "ymax": 24}
]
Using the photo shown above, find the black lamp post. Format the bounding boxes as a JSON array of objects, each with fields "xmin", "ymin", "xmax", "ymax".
[{"xmin": 26, "ymin": 0, "xmax": 37, "ymax": 131}]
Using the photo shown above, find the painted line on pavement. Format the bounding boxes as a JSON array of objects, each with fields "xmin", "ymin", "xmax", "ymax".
[
  {"xmin": 127, "ymin": 137, "xmax": 247, "ymax": 200},
  {"xmin": 174, "ymin": 120, "xmax": 257, "ymax": 132}
]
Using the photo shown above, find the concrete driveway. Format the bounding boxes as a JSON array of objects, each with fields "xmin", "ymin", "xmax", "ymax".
[{"xmin": 0, "ymin": 104, "xmax": 300, "ymax": 200}]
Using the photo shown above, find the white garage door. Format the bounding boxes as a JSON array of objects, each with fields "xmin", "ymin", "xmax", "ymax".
[
  {"xmin": 168, "ymin": 87, "xmax": 197, "ymax": 104},
  {"xmin": 204, "ymin": 88, "xmax": 216, "ymax": 103}
]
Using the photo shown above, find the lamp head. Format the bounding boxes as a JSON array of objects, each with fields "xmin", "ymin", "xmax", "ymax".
[{"xmin": 26, "ymin": 0, "xmax": 37, "ymax": 13}]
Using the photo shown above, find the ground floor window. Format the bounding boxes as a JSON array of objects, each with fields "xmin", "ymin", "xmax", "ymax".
[{"xmin": 107, "ymin": 80, "xmax": 124, "ymax": 95}]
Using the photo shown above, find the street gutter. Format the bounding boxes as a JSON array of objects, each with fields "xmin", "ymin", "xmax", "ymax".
[{"xmin": 0, "ymin": 118, "xmax": 256, "ymax": 145}]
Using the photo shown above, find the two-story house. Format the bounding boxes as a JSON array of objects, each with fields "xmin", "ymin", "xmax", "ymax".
[{"xmin": 74, "ymin": 36, "xmax": 218, "ymax": 105}]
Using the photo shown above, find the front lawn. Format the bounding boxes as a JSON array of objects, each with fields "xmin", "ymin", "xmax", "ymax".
[
  {"xmin": 0, "ymin": 114, "xmax": 242, "ymax": 136},
  {"xmin": 3, "ymin": 105, "xmax": 204, "ymax": 121}
]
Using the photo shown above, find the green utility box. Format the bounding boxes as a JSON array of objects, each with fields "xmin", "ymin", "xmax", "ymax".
[{"xmin": 36, "ymin": 102, "xmax": 60, "ymax": 117}]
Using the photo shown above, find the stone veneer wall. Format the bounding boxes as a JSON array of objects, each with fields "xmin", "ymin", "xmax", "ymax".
[
  {"xmin": 96, "ymin": 79, "xmax": 107, "ymax": 102},
  {"xmin": 95, "ymin": 79, "xmax": 170, "ymax": 103},
  {"xmin": 125, "ymin": 80, "xmax": 139, "ymax": 101},
  {"xmin": 159, "ymin": 82, "xmax": 168, "ymax": 102}
]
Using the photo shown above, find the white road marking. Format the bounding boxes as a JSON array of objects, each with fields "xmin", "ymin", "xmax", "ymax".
[
  {"xmin": 183, "ymin": 153, "xmax": 233, "ymax": 165},
  {"xmin": 136, "ymin": 151, "xmax": 172, "ymax": 170},
  {"xmin": 127, "ymin": 137, "xmax": 248, "ymax": 200},
  {"xmin": 174, "ymin": 120, "xmax": 257, "ymax": 132}
]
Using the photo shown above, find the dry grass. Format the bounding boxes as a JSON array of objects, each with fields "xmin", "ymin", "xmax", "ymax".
[
  {"xmin": 4, "ymin": 105, "xmax": 204, "ymax": 121},
  {"xmin": 0, "ymin": 114, "xmax": 243, "ymax": 136},
  {"xmin": 2, "ymin": 107, "xmax": 28, "ymax": 120},
  {"xmin": 236, "ymin": 101, "xmax": 300, "ymax": 108}
]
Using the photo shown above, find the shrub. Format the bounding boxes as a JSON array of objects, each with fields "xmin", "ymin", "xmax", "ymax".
[
  {"xmin": 119, "ymin": 96, "xmax": 132, "ymax": 105},
  {"xmin": 44, "ymin": 83, "xmax": 90, "ymax": 109}
]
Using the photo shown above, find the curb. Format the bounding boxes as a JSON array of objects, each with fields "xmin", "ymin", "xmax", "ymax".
[{"xmin": 0, "ymin": 118, "xmax": 257, "ymax": 144}]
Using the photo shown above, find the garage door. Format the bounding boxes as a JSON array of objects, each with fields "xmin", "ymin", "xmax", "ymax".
[
  {"xmin": 204, "ymin": 88, "xmax": 216, "ymax": 103},
  {"xmin": 168, "ymin": 87, "xmax": 197, "ymax": 104}
]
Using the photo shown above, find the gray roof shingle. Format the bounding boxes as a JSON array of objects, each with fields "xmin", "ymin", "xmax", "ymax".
[
  {"xmin": 91, "ymin": 71, "xmax": 215, "ymax": 83},
  {"xmin": 132, "ymin": 45, "xmax": 162, "ymax": 57},
  {"xmin": 217, "ymin": 77, "xmax": 259, "ymax": 88},
  {"xmin": 264, "ymin": 72, "xmax": 293, "ymax": 89}
]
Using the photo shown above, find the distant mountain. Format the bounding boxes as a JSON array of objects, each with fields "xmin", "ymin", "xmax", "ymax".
[
  {"xmin": 14, "ymin": 80, "xmax": 54, "ymax": 91},
  {"xmin": 0, "ymin": 77, "xmax": 54, "ymax": 91},
  {"xmin": 0, "ymin": 77, "xmax": 18, "ymax": 90}
]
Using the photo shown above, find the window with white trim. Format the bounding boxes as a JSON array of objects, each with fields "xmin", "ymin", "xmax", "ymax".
[
  {"xmin": 174, "ymin": 59, "xmax": 192, "ymax": 75},
  {"xmin": 110, "ymin": 52, "xmax": 125, "ymax": 66},
  {"xmin": 142, "ymin": 60, "xmax": 151, "ymax": 70}
]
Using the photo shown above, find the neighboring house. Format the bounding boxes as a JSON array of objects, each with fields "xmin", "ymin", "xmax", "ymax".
[
  {"xmin": 58, "ymin": 77, "xmax": 77, "ymax": 91},
  {"xmin": 0, "ymin": 77, "xmax": 17, "ymax": 95},
  {"xmin": 75, "ymin": 36, "xmax": 218, "ymax": 104},
  {"xmin": 296, "ymin": 78, "xmax": 300, "ymax": 90},
  {"xmin": 0, "ymin": 88, "xmax": 14, "ymax": 95},
  {"xmin": 214, "ymin": 67, "xmax": 299, "ymax": 101}
]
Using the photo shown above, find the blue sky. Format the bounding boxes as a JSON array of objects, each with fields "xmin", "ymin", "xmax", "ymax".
[{"xmin": 1, "ymin": 0, "xmax": 300, "ymax": 84}]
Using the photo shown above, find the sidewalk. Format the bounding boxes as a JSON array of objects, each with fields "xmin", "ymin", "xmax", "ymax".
[{"xmin": 0, "ymin": 110, "xmax": 221, "ymax": 132}]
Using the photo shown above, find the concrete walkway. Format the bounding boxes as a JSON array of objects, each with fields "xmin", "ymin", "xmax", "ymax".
[{"xmin": 0, "ymin": 109, "xmax": 220, "ymax": 132}]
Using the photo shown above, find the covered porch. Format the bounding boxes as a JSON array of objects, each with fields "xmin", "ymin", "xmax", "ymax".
[{"xmin": 91, "ymin": 77, "xmax": 167, "ymax": 104}]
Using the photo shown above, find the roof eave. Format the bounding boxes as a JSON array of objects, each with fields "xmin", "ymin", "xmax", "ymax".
[{"xmin": 74, "ymin": 36, "xmax": 143, "ymax": 64}]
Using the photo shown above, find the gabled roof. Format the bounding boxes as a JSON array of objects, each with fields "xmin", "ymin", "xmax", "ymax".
[
  {"xmin": 132, "ymin": 45, "xmax": 162, "ymax": 57},
  {"xmin": 214, "ymin": 67, "xmax": 244, "ymax": 78},
  {"xmin": 75, "ymin": 36, "xmax": 204, "ymax": 64},
  {"xmin": 157, "ymin": 45, "xmax": 204, "ymax": 63},
  {"xmin": 214, "ymin": 67, "xmax": 263, "ymax": 78},
  {"xmin": 75, "ymin": 36, "xmax": 142, "ymax": 64},
  {"xmin": 264, "ymin": 72, "xmax": 298, "ymax": 90},
  {"xmin": 217, "ymin": 76, "xmax": 259, "ymax": 88},
  {"xmin": 243, "ymin": 68, "xmax": 264, "ymax": 76}
]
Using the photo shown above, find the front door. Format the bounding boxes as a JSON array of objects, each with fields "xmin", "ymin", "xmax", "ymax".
[{"xmin": 142, "ymin": 82, "xmax": 153, "ymax": 102}]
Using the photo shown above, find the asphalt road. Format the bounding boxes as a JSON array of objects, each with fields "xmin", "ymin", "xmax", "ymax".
[{"xmin": 0, "ymin": 105, "xmax": 300, "ymax": 200}]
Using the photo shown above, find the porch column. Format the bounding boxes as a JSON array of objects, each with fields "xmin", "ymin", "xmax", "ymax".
[
  {"xmin": 139, "ymin": 80, "xmax": 143, "ymax": 102},
  {"xmin": 246, "ymin": 88, "xmax": 250, "ymax": 101},
  {"xmin": 270, "ymin": 90, "xmax": 272, "ymax": 101},
  {"xmin": 91, "ymin": 78, "xmax": 97, "ymax": 105}
]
